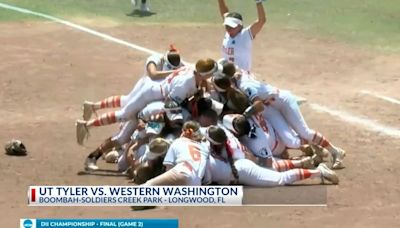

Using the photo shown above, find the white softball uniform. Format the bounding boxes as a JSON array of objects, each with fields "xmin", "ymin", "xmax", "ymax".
[
  {"xmin": 236, "ymin": 73, "xmax": 306, "ymax": 149},
  {"xmin": 235, "ymin": 159, "xmax": 308, "ymax": 186},
  {"xmin": 112, "ymin": 101, "xmax": 166, "ymax": 146},
  {"xmin": 115, "ymin": 66, "xmax": 199, "ymax": 123},
  {"xmin": 160, "ymin": 65, "xmax": 198, "ymax": 104},
  {"xmin": 269, "ymin": 90, "xmax": 316, "ymax": 142},
  {"xmin": 163, "ymin": 137, "xmax": 210, "ymax": 185},
  {"xmin": 120, "ymin": 53, "xmax": 184, "ymax": 107},
  {"xmin": 145, "ymin": 53, "xmax": 184, "ymax": 82},
  {"xmin": 117, "ymin": 143, "xmax": 147, "ymax": 172},
  {"xmin": 204, "ymin": 132, "xmax": 246, "ymax": 185},
  {"xmin": 239, "ymin": 116, "xmax": 277, "ymax": 159},
  {"xmin": 218, "ymin": 123, "xmax": 246, "ymax": 160},
  {"xmin": 222, "ymin": 26, "xmax": 253, "ymax": 71},
  {"xmin": 208, "ymin": 153, "xmax": 307, "ymax": 186}
]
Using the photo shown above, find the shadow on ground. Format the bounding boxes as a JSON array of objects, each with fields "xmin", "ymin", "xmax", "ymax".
[{"xmin": 126, "ymin": 9, "xmax": 156, "ymax": 17}]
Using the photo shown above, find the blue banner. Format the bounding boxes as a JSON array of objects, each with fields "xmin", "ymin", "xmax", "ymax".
[{"xmin": 20, "ymin": 219, "xmax": 178, "ymax": 228}]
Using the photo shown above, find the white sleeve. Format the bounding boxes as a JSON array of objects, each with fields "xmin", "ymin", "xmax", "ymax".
[
  {"xmin": 244, "ymin": 26, "xmax": 254, "ymax": 40},
  {"xmin": 145, "ymin": 54, "xmax": 163, "ymax": 70},
  {"xmin": 243, "ymin": 86, "xmax": 259, "ymax": 102},
  {"xmin": 163, "ymin": 144, "xmax": 176, "ymax": 166}
]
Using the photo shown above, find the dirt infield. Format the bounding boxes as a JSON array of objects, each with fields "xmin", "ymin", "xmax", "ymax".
[{"xmin": 1, "ymin": 21, "xmax": 400, "ymax": 227}]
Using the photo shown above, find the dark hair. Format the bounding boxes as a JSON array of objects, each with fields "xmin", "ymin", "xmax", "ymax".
[
  {"xmin": 213, "ymin": 74, "xmax": 232, "ymax": 91},
  {"xmin": 200, "ymin": 109, "xmax": 218, "ymax": 121},
  {"xmin": 207, "ymin": 126, "xmax": 227, "ymax": 145},
  {"xmin": 233, "ymin": 115, "xmax": 251, "ymax": 137},
  {"xmin": 226, "ymin": 12, "xmax": 243, "ymax": 21},
  {"xmin": 166, "ymin": 52, "xmax": 181, "ymax": 67},
  {"xmin": 221, "ymin": 61, "xmax": 236, "ymax": 77},
  {"xmin": 197, "ymin": 98, "xmax": 212, "ymax": 113},
  {"xmin": 226, "ymin": 89, "xmax": 251, "ymax": 114}
]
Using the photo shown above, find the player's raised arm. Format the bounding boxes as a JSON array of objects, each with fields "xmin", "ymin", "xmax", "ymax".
[
  {"xmin": 250, "ymin": 0, "xmax": 266, "ymax": 39},
  {"xmin": 217, "ymin": 0, "xmax": 229, "ymax": 19},
  {"xmin": 146, "ymin": 62, "xmax": 174, "ymax": 80},
  {"xmin": 146, "ymin": 45, "xmax": 182, "ymax": 80}
]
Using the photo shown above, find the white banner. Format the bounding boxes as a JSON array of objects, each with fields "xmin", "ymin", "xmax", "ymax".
[{"xmin": 28, "ymin": 186, "xmax": 243, "ymax": 206}]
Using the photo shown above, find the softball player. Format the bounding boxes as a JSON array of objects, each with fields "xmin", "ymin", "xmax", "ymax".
[
  {"xmin": 82, "ymin": 46, "xmax": 182, "ymax": 121},
  {"xmin": 206, "ymin": 125, "xmax": 339, "ymax": 186},
  {"xmin": 76, "ymin": 58, "xmax": 217, "ymax": 145},
  {"xmin": 84, "ymin": 100, "xmax": 183, "ymax": 171},
  {"xmin": 131, "ymin": 0, "xmax": 150, "ymax": 13},
  {"xmin": 218, "ymin": 0, "xmax": 266, "ymax": 71},
  {"xmin": 143, "ymin": 121, "xmax": 210, "ymax": 186},
  {"xmin": 219, "ymin": 60, "xmax": 345, "ymax": 169}
]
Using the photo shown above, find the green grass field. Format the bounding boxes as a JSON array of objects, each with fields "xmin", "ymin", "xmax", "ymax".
[{"xmin": 1, "ymin": 0, "xmax": 399, "ymax": 53}]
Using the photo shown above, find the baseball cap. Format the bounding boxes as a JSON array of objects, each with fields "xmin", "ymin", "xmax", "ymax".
[
  {"xmin": 145, "ymin": 121, "xmax": 165, "ymax": 135},
  {"xmin": 223, "ymin": 12, "xmax": 243, "ymax": 28},
  {"xmin": 166, "ymin": 108, "xmax": 183, "ymax": 121},
  {"xmin": 164, "ymin": 100, "xmax": 184, "ymax": 121}
]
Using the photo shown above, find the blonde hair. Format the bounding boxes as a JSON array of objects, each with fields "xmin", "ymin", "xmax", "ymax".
[
  {"xmin": 149, "ymin": 138, "xmax": 170, "ymax": 154},
  {"xmin": 195, "ymin": 58, "xmax": 216, "ymax": 74},
  {"xmin": 181, "ymin": 121, "xmax": 203, "ymax": 141}
]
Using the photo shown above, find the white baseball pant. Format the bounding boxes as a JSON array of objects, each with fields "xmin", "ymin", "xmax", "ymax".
[
  {"xmin": 262, "ymin": 105, "xmax": 302, "ymax": 148},
  {"xmin": 271, "ymin": 90, "xmax": 315, "ymax": 142},
  {"xmin": 115, "ymin": 80, "xmax": 164, "ymax": 122},
  {"xmin": 209, "ymin": 157, "xmax": 310, "ymax": 186}
]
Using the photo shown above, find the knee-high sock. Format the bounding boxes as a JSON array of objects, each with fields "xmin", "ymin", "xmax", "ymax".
[
  {"xmin": 310, "ymin": 131, "xmax": 339, "ymax": 156},
  {"xmin": 93, "ymin": 96, "xmax": 121, "ymax": 110},
  {"xmin": 279, "ymin": 168, "xmax": 320, "ymax": 184},
  {"xmin": 86, "ymin": 111, "xmax": 117, "ymax": 128},
  {"xmin": 273, "ymin": 159, "xmax": 304, "ymax": 172},
  {"xmin": 87, "ymin": 137, "xmax": 116, "ymax": 160}
]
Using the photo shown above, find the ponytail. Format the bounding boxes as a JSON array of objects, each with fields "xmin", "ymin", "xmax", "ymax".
[{"xmin": 225, "ymin": 140, "xmax": 239, "ymax": 184}]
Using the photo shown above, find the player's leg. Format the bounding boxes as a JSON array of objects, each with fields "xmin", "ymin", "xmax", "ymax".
[
  {"xmin": 143, "ymin": 169, "xmax": 190, "ymax": 186},
  {"xmin": 235, "ymin": 159, "xmax": 338, "ymax": 186},
  {"xmin": 83, "ymin": 120, "xmax": 137, "ymax": 170},
  {"xmin": 76, "ymin": 83, "xmax": 161, "ymax": 145},
  {"xmin": 235, "ymin": 159, "xmax": 283, "ymax": 186},
  {"xmin": 120, "ymin": 77, "xmax": 147, "ymax": 107},
  {"xmin": 84, "ymin": 137, "xmax": 116, "ymax": 171},
  {"xmin": 262, "ymin": 106, "xmax": 304, "ymax": 148},
  {"xmin": 278, "ymin": 163, "xmax": 338, "ymax": 185},
  {"xmin": 140, "ymin": 0, "xmax": 150, "ymax": 12},
  {"xmin": 278, "ymin": 90, "xmax": 345, "ymax": 169},
  {"xmin": 82, "ymin": 78, "xmax": 147, "ymax": 120},
  {"xmin": 272, "ymin": 157, "xmax": 314, "ymax": 171},
  {"xmin": 208, "ymin": 155, "xmax": 234, "ymax": 185}
]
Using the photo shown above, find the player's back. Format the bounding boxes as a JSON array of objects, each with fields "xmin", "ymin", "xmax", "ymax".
[
  {"xmin": 161, "ymin": 65, "xmax": 197, "ymax": 104},
  {"xmin": 167, "ymin": 137, "xmax": 209, "ymax": 180},
  {"xmin": 240, "ymin": 117, "xmax": 276, "ymax": 159},
  {"xmin": 237, "ymin": 74, "xmax": 278, "ymax": 102}
]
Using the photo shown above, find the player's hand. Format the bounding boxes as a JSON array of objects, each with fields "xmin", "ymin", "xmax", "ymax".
[{"xmin": 137, "ymin": 119, "xmax": 146, "ymax": 130}]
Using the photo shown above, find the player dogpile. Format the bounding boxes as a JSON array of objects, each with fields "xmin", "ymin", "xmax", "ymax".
[{"xmin": 75, "ymin": 0, "xmax": 346, "ymax": 202}]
